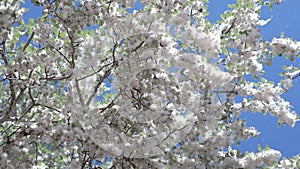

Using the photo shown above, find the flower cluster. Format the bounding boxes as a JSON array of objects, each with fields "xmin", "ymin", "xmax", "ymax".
[{"xmin": 0, "ymin": 0, "xmax": 300, "ymax": 168}]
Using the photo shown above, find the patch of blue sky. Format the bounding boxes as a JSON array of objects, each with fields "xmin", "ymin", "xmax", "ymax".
[
  {"xmin": 94, "ymin": 75, "xmax": 114, "ymax": 102},
  {"xmin": 126, "ymin": 0, "xmax": 143, "ymax": 13},
  {"xmin": 21, "ymin": 0, "xmax": 42, "ymax": 23},
  {"xmin": 54, "ymin": 80, "xmax": 60, "ymax": 89},
  {"xmin": 94, "ymin": 91, "xmax": 109, "ymax": 102},
  {"xmin": 206, "ymin": 0, "xmax": 236, "ymax": 24},
  {"xmin": 178, "ymin": 108, "xmax": 187, "ymax": 117},
  {"xmin": 169, "ymin": 25, "xmax": 176, "ymax": 37},
  {"xmin": 196, "ymin": 135, "xmax": 202, "ymax": 142},
  {"xmin": 175, "ymin": 142, "xmax": 182, "ymax": 149},
  {"xmin": 104, "ymin": 75, "xmax": 112, "ymax": 88},
  {"xmin": 73, "ymin": 0, "xmax": 81, "ymax": 9},
  {"xmin": 89, "ymin": 154, "xmax": 113, "ymax": 168},
  {"xmin": 0, "ymin": 58, "xmax": 3, "ymax": 64},
  {"xmin": 46, "ymin": 143, "xmax": 51, "ymax": 150},
  {"xmin": 50, "ymin": 80, "xmax": 68, "ymax": 93},
  {"xmin": 0, "ymin": 76, "xmax": 9, "ymax": 84},
  {"xmin": 170, "ymin": 137, "xmax": 208, "ymax": 154},
  {"xmin": 83, "ymin": 24, "xmax": 100, "ymax": 32},
  {"xmin": 89, "ymin": 159, "xmax": 101, "ymax": 168},
  {"xmin": 169, "ymin": 142, "xmax": 182, "ymax": 153}
]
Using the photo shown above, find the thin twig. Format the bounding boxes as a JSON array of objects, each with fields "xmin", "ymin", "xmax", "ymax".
[
  {"xmin": 159, "ymin": 125, "xmax": 187, "ymax": 144},
  {"xmin": 22, "ymin": 32, "xmax": 35, "ymax": 52},
  {"xmin": 85, "ymin": 42, "xmax": 119, "ymax": 106},
  {"xmin": 51, "ymin": 46, "xmax": 72, "ymax": 66},
  {"xmin": 1, "ymin": 40, "xmax": 16, "ymax": 121},
  {"xmin": 75, "ymin": 78, "xmax": 85, "ymax": 106},
  {"xmin": 85, "ymin": 69, "xmax": 112, "ymax": 106},
  {"xmin": 77, "ymin": 61, "xmax": 112, "ymax": 81},
  {"xmin": 221, "ymin": 18, "xmax": 237, "ymax": 39}
]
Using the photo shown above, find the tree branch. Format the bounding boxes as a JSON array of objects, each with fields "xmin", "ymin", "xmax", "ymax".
[
  {"xmin": 51, "ymin": 45, "xmax": 72, "ymax": 67},
  {"xmin": 221, "ymin": 18, "xmax": 237, "ymax": 39},
  {"xmin": 77, "ymin": 61, "xmax": 112, "ymax": 81},
  {"xmin": 1, "ymin": 40, "xmax": 17, "ymax": 121},
  {"xmin": 85, "ymin": 42, "xmax": 119, "ymax": 106},
  {"xmin": 75, "ymin": 78, "xmax": 85, "ymax": 106},
  {"xmin": 85, "ymin": 69, "xmax": 112, "ymax": 106},
  {"xmin": 22, "ymin": 32, "xmax": 34, "ymax": 52}
]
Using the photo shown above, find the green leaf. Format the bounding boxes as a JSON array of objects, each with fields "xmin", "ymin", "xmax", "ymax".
[
  {"xmin": 264, "ymin": 145, "xmax": 270, "ymax": 151},
  {"xmin": 228, "ymin": 4, "xmax": 234, "ymax": 9},
  {"xmin": 257, "ymin": 144, "xmax": 262, "ymax": 151},
  {"xmin": 246, "ymin": 2, "xmax": 254, "ymax": 8},
  {"xmin": 237, "ymin": 0, "xmax": 241, "ymax": 7},
  {"xmin": 282, "ymin": 65, "xmax": 287, "ymax": 70},
  {"xmin": 279, "ymin": 72, "xmax": 285, "ymax": 77},
  {"xmin": 265, "ymin": 59, "xmax": 272, "ymax": 66}
]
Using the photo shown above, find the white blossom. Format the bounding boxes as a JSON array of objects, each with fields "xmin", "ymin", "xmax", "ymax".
[{"xmin": 0, "ymin": 0, "xmax": 300, "ymax": 168}]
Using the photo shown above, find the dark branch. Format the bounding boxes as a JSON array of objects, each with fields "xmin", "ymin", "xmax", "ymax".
[{"xmin": 22, "ymin": 32, "xmax": 35, "ymax": 52}]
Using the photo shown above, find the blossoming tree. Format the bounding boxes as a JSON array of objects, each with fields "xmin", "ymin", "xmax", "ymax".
[{"xmin": 1, "ymin": 0, "xmax": 300, "ymax": 168}]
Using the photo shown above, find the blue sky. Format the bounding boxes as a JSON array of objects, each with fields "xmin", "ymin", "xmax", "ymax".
[
  {"xmin": 207, "ymin": 0, "xmax": 300, "ymax": 158},
  {"xmin": 21, "ymin": 0, "xmax": 300, "ymax": 158}
]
